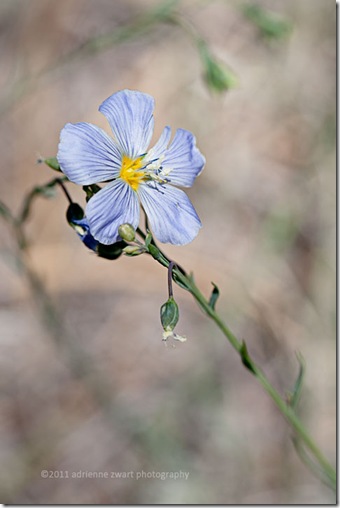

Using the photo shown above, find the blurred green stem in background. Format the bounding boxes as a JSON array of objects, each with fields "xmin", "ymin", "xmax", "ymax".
[
  {"xmin": 0, "ymin": 0, "xmax": 187, "ymax": 115},
  {"xmin": 242, "ymin": 3, "xmax": 293, "ymax": 41},
  {"xmin": 0, "ymin": 182, "xmax": 190, "ymax": 494},
  {"xmin": 2, "ymin": 0, "xmax": 294, "ymax": 115}
]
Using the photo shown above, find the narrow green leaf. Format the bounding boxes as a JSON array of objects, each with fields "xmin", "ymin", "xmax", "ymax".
[
  {"xmin": 41, "ymin": 157, "xmax": 61, "ymax": 172},
  {"xmin": 209, "ymin": 282, "xmax": 220, "ymax": 310},
  {"xmin": 242, "ymin": 4, "xmax": 292, "ymax": 41},
  {"xmin": 292, "ymin": 436, "xmax": 336, "ymax": 490},
  {"xmin": 149, "ymin": 0, "xmax": 179, "ymax": 21},
  {"xmin": 145, "ymin": 232, "xmax": 153, "ymax": 248},
  {"xmin": 240, "ymin": 341, "xmax": 256, "ymax": 374},
  {"xmin": 288, "ymin": 352, "xmax": 306, "ymax": 410},
  {"xmin": 0, "ymin": 200, "xmax": 14, "ymax": 222}
]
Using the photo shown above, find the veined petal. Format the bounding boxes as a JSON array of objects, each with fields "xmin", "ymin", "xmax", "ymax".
[
  {"xmin": 57, "ymin": 122, "xmax": 122, "ymax": 185},
  {"xmin": 86, "ymin": 180, "xmax": 140, "ymax": 244},
  {"xmin": 162, "ymin": 128, "xmax": 205, "ymax": 187},
  {"xmin": 99, "ymin": 90, "xmax": 154, "ymax": 159},
  {"xmin": 147, "ymin": 126, "xmax": 171, "ymax": 161},
  {"xmin": 139, "ymin": 184, "xmax": 201, "ymax": 245}
]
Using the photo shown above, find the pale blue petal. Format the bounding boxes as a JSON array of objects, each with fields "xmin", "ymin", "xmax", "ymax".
[
  {"xmin": 86, "ymin": 180, "xmax": 140, "ymax": 244},
  {"xmin": 57, "ymin": 122, "xmax": 122, "ymax": 185},
  {"xmin": 148, "ymin": 126, "xmax": 171, "ymax": 160},
  {"xmin": 139, "ymin": 183, "xmax": 201, "ymax": 245},
  {"xmin": 162, "ymin": 128, "xmax": 205, "ymax": 187},
  {"xmin": 99, "ymin": 90, "xmax": 154, "ymax": 159}
]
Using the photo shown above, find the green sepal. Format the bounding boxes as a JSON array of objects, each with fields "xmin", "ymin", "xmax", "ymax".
[
  {"xmin": 240, "ymin": 341, "xmax": 256, "ymax": 374},
  {"xmin": 160, "ymin": 297, "xmax": 179, "ymax": 332},
  {"xmin": 43, "ymin": 157, "xmax": 61, "ymax": 172},
  {"xmin": 145, "ymin": 232, "xmax": 153, "ymax": 248},
  {"xmin": 148, "ymin": 243, "xmax": 163, "ymax": 262},
  {"xmin": 209, "ymin": 282, "xmax": 220, "ymax": 310},
  {"xmin": 83, "ymin": 184, "xmax": 101, "ymax": 202},
  {"xmin": 97, "ymin": 241, "xmax": 127, "ymax": 260}
]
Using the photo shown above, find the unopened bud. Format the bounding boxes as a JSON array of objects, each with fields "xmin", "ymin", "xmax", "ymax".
[
  {"xmin": 118, "ymin": 223, "xmax": 136, "ymax": 242},
  {"xmin": 123, "ymin": 245, "xmax": 144, "ymax": 256},
  {"xmin": 97, "ymin": 240, "xmax": 126, "ymax": 260},
  {"xmin": 66, "ymin": 203, "xmax": 84, "ymax": 223}
]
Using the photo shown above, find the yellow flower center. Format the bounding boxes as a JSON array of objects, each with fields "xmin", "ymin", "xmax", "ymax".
[{"xmin": 120, "ymin": 155, "xmax": 145, "ymax": 191}]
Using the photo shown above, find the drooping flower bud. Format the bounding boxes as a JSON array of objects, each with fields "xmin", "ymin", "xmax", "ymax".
[
  {"xmin": 123, "ymin": 245, "xmax": 145, "ymax": 256},
  {"xmin": 118, "ymin": 223, "xmax": 136, "ymax": 242}
]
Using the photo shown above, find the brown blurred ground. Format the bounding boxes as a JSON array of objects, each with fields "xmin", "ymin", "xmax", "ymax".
[{"xmin": 0, "ymin": 0, "xmax": 336, "ymax": 504}]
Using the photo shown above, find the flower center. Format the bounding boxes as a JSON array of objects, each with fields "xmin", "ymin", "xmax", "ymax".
[{"xmin": 120, "ymin": 155, "xmax": 145, "ymax": 191}]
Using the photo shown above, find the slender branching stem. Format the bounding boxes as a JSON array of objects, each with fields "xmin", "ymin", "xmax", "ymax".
[
  {"xmin": 1, "ymin": 184, "xmax": 335, "ymax": 490},
  {"xmin": 147, "ymin": 241, "xmax": 336, "ymax": 489}
]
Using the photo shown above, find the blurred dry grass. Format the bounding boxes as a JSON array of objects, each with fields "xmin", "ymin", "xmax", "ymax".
[{"xmin": 0, "ymin": 0, "xmax": 336, "ymax": 504}]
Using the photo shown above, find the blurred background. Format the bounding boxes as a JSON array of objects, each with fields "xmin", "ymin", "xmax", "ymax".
[{"xmin": 0, "ymin": 0, "xmax": 336, "ymax": 504}]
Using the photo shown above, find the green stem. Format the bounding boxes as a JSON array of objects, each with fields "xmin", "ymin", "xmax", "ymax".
[{"xmin": 147, "ymin": 244, "xmax": 336, "ymax": 489}]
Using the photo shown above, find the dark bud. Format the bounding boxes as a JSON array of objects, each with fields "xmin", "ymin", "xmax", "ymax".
[
  {"xmin": 97, "ymin": 241, "xmax": 127, "ymax": 260},
  {"xmin": 66, "ymin": 203, "xmax": 84, "ymax": 223}
]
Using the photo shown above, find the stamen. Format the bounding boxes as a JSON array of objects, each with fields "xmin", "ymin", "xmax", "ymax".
[{"xmin": 120, "ymin": 152, "xmax": 173, "ymax": 191}]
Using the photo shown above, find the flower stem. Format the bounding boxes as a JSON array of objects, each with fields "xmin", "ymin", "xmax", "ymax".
[
  {"xmin": 57, "ymin": 178, "xmax": 73, "ymax": 204},
  {"xmin": 147, "ymin": 242, "xmax": 336, "ymax": 489},
  {"xmin": 167, "ymin": 261, "xmax": 175, "ymax": 299}
]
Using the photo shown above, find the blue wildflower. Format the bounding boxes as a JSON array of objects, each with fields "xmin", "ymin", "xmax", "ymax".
[{"xmin": 57, "ymin": 90, "xmax": 205, "ymax": 245}]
